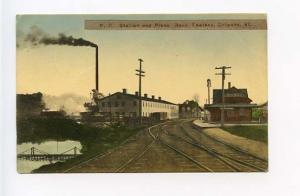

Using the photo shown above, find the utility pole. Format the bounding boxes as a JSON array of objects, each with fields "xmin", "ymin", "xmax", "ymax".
[
  {"xmin": 215, "ymin": 66, "xmax": 231, "ymax": 127},
  {"xmin": 135, "ymin": 58, "xmax": 145, "ymax": 125}
]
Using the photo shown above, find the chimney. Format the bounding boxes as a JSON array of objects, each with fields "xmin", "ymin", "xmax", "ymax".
[
  {"xmin": 158, "ymin": 96, "xmax": 161, "ymax": 100},
  {"xmin": 95, "ymin": 46, "xmax": 99, "ymax": 92},
  {"xmin": 228, "ymin": 82, "xmax": 231, "ymax": 89},
  {"xmin": 144, "ymin": 93, "xmax": 148, "ymax": 98},
  {"xmin": 135, "ymin": 91, "xmax": 139, "ymax": 96},
  {"xmin": 152, "ymin": 95, "xmax": 155, "ymax": 99},
  {"xmin": 122, "ymin": 88, "xmax": 127, "ymax": 94}
]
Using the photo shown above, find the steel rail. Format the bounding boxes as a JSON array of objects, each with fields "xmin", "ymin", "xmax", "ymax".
[
  {"xmin": 63, "ymin": 125, "xmax": 157, "ymax": 173},
  {"xmin": 192, "ymin": 123, "xmax": 268, "ymax": 162},
  {"xmin": 114, "ymin": 122, "xmax": 168, "ymax": 172},
  {"xmin": 181, "ymin": 122, "xmax": 267, "ymax": 172},
  {"xmin": 166, "ymin": 132, "xmax": 241, "ymax": 172},
  {"xmin": 157, "ymin": 137, "xmax": 214, "ymax": 172},
  {"xmin": 114, "ymin": 140, "xmax": 155, "ymax": 172}
]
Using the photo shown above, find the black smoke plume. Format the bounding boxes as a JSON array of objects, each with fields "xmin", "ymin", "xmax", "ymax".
[{"xmin": 23, "ymin": 25, "xmax": 97, "ymax": 48}]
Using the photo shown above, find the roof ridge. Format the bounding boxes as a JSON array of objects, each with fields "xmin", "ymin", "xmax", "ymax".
[{"xmin": 98, "ymin": 92, "xmax": 177, "ymax": 105}]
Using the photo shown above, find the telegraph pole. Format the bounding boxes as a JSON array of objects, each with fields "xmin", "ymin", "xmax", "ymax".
[
  {"xmin": 135, "ymin": 58, "xmax": 145, "ymax": 125},
  {"xmin": 215, "ymin": 66, "xmax": 231, "ymax": 127}
]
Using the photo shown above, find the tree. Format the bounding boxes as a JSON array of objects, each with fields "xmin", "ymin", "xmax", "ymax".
[
  {"xmin": 252, "ymin": 108, "xmax": 263, "ymax": 121},
  {"xmin": 193, "ymin": 94, "xmax": 200, "ymax": 105},
  {"xmin": 193, "ymin": 93, "xmax": 200, "ymax": 117}
]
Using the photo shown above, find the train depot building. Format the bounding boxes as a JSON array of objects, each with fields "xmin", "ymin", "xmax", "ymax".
[
  {"xmin": 204, "ymin": 83, "xmax": 257, "ymax": 122},
  {"xmin": 84, "ymin": 89, "xmax": 179, "ymax": 121}
]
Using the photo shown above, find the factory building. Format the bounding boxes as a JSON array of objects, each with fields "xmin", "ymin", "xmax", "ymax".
[{"xmin": 95, "ymin": 89, "xmax": 179, "ymax": 119}]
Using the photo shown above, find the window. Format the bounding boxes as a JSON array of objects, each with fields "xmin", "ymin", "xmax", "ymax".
[
  {"xmin": 102, "ymin": 102, "xmax": 105, "ymax": 107},
  {"xmin": 133, "ymin": 101, "xmax": 137, "ymax": 106},
  {"xmin": 121, "ymin": 101, "xmax": 125, "ymax": 107}
]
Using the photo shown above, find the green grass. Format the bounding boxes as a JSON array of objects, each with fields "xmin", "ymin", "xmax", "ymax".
[
  {"xmin": 222, "ymin": 125, "xmax": 268, "ymax": 144},
  {"xmin": 17, "ymin": 117, "xmax": 144, "ymax": 173}
]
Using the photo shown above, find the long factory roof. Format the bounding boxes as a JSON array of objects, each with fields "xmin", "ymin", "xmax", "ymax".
[{"xmin": 97, "ymin": 92, "xmax": 178, "ymax": 105}]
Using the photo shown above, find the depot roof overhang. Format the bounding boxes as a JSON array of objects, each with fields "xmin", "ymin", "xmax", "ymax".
[{"xmin": 204, "ymin": 103, "xmax": 258, "ymax": 109}]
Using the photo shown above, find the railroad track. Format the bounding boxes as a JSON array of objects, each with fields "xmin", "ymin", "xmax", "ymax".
[
  {"xmin": 64, "ymin": 125, "xmax": 156, "ymax": 173},
  {"xmin": 65, "ymin": 119, "xmax": 266, "ymax": 172},
  {"xmin": 158, "ymin": 123, "xmax": 237, "ymax": 172},
  {"xmin": 114, "ymin": 119, "xmax": 247, "ymax": 172},
  {"xmin": 116, "ymin": 120, "xmax": 211, "ymax": 172},
  {"xmin": 113, "ymin": 123, "xmax": 161, "ymax": 172},
  {"xmin": 172, "ymin": 120, "xmax": 268, "ymax": 172}
]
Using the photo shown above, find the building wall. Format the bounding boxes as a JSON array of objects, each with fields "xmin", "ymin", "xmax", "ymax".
[
  {"xmin": 97, "ymin": 94, "xmax": 139, "ymax": 117},
  {"xmin": 141, "ymin": 100, "xmax": 179, "ymax": 119},
  {"xmin": 179, "ymin": 107, "xmax": 201, "ymax": 118},
  {"xmin": 96, "ymin": 93, "xmax": 179, "ymax": 119},
  {"xmin": 208, "ymin": 107, "xmax": 252, "ymax": 122}
]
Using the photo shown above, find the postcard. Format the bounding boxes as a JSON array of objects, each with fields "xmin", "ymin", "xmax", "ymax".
[{"xmin": 16, "ymin": 14, "xmax": 268, "ymax": 173}]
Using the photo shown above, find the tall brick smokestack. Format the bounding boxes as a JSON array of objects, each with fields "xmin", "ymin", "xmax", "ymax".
[{"xmin": 95, "ymin": 46, "xmax": 99, "ymax": 91}]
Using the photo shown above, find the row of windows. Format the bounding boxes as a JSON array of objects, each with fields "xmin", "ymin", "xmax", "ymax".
[
  {"xmin": 142, "ymin": 101, "xmax": 177, "ymax": 110},
  {"xmin": 109, "ymin": 112, "xmax": 175, "ymax": 117},
  {"xmin": 143, "ymin": 112, "xmax": 148, "ymax": 117},
  {"xmin": 100, "ymin": 100, "xmax": 177, "ymax": 110},
  {"xmin": 113, "ymin": 112, "xmax": 136, "ymax": 116},
  {"xmin": 101, "ymin": 101, "xmax": 137, "ymax": 107},
  {"xmin": 225, "ymin": 93, "xmax": 246, "ymax": 97}
]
